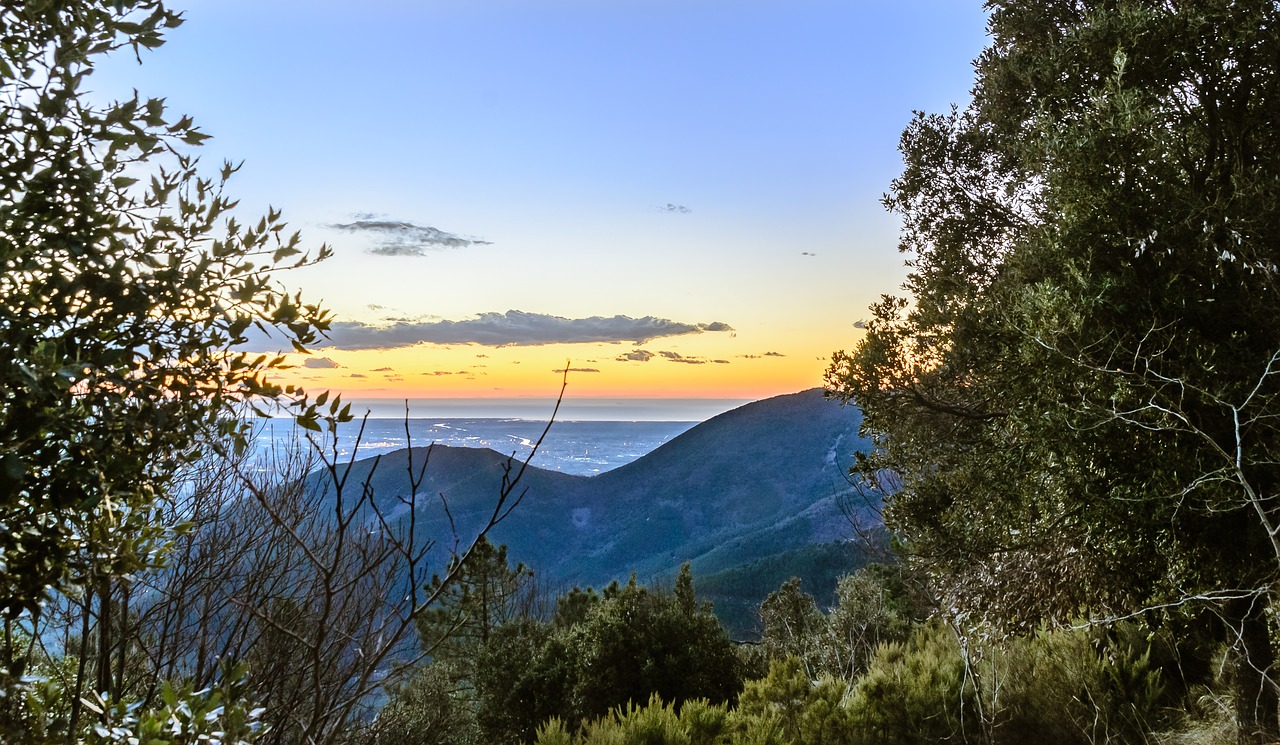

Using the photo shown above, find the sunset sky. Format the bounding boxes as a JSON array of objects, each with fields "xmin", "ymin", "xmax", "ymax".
[{"xmin": 94, "ymin": 1, "xmax": 989, "ymax": 414}]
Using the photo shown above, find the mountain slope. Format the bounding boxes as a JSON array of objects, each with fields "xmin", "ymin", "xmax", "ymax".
[{"xmin": 314, "ymin": 389, "xmax": 875, "ymax": 634}]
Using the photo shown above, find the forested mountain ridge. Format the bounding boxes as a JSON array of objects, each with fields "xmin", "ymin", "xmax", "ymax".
[{"xmin": 318, "ymin": 389, "xmax": 873, "ymax": 631}]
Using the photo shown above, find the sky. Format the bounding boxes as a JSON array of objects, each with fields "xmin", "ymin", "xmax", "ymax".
[{"xmin": 92, "ymin": 1, "xmax": 990, "ymax": 416}]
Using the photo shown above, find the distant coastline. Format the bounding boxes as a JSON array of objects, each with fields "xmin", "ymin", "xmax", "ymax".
[{"xmin": 334, "ymin": 397, "xmax": 755, "ymax": 422}]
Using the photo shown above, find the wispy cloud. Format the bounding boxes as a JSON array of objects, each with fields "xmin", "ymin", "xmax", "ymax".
[
  {"xmin": 553, "ymin": 367, "xmax": 601, "ymax": 374},
  {"xmin": 659, "ymin": 351, "xmax": 706, "ymax": 365},
  {"xmin": 329, "ymin": 217, "xmax": 492, "ymax": 256},
  {"xmin": 657, "ymin": 203, "xmax": 692, "ymax": 214},
  {"xmin": 311, "ymin": 311, "xmax": 735, "ymax": 350}
]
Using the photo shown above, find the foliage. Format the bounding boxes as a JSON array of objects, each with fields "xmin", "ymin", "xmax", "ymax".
[
  {"xmin": 734, "ymin": 657, "xmax": 854, "ymax": 745},
  {"xmin": 0, "ymin": 0, "xmax": 332, "ymax": 619},
  {"xmin": 81, "ymin": 662, "xmax": 265, "ymax": 745},
  {"xmin": 357, "ymin": 662, "xmax": 479, "ymax": 745},
  {"xmin": 535, "ymin": 695, "xmax": 732, "ymax": 745},
  {"xmin": 473, "ymin": 619, "xmax": 573, "ymax": 744},
  {"xmin": 566, "ymin": 569, "xmax": 742, "ymax": 725},
  {"xmin": 758, "ymin": 565, "xmax": 925, "ymax": 682},
  {"xmin": 826, "ymin": 0, "xmax": 1280, "ymax": 737},
  {"xmin": 849, "ymin": 622, "xmax": 974, "ymax": 745},
  {"xmin": 989, "ymin": 623, "xmax": 1168, "ymax": 745},
  {"xmin": 418, "ymin": 536, "xmax": 536, "ymax": 672},
  {"xmin": 465, "ymin": 565, "xmax": 742, "ymax": 743},
  {"xmin": 847, "ymin": 620, "xmax": 1175, "ymax": 745}
]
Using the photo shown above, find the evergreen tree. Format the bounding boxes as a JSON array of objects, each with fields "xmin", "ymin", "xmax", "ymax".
[{"xmin": 827, "ymin": 1, "xmax": 1280, "ymax": 739}]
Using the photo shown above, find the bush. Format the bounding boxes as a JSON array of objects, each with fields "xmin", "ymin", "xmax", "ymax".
[
  {"xmin": 359, "ymin": 663, "xmax": 478, "ymax": 745},
  {"xmin": 534, "ymin": 695, "xmax": 731, "ymax": 745},
  {"xmin": 733, "ymin": 657, "xmax": 854, "ymax": 745},
  {"xmin": 479, "ymin": 566, "xmax": 742, "ymax": 742},
  {"xmin": 847, "ymin": 619, "xmax": 1172, "ymax": 745},
  {"xmin": 991, "ymin": 623, "xmax": 1167, "ymax": 744},
  {"xmin": 849, "ymin": 621, "xmax": 974, "ymax": 745}
]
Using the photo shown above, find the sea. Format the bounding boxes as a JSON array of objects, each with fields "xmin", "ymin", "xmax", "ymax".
[{"xmin": 250, "ymin": 418, "xmax": 696, "ymax": 477}]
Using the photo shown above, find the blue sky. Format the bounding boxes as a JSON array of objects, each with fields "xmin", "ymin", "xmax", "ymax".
[{"xmin": 93, "ymin": 1, "xmax": 990, "ymax": 404}]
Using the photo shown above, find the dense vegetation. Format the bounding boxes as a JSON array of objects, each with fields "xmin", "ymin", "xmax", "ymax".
[
  {"xmin": 826, "ymin": 0, "xmax": 1280, "ymax": 742},
  {"xmin": 4, "ymin": 0, "xmax": 1280, "ymax": 743}
]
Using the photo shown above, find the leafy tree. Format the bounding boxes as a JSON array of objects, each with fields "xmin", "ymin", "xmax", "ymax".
[
  {"xmin": 567, "ymin": 569, "xmax": 742, "ymax": 724},
  {"xmin": 473, "ymin": 619, "xmax": 572, "ymax": 744},
  {"xmin": 0, "ymin": 0, "xmax": 331, "ymax": 619},
  {"xmin": 473, "ymin": 566, "xmax": 742, "ymax": 742},
  {"xmin": 760, "ymin": 567, "xmax": 925, "ymax": 683},
  {"xmin": 827, "ymin": 1, "xmax": 1280, "ymax": 739},
  {"xmin": 758, "ymin": 578, "xmax": 827, "ymax": 673}
]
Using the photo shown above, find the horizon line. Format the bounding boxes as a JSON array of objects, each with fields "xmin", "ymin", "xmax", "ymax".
[{"xmin": 328, "ymin": 395, "xmax": 763, "ymax": 422}]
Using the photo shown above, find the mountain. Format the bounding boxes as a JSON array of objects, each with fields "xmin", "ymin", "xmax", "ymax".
[{"xmin": 316, "ymin": 389, "xmax": 877, "ymax": 636}]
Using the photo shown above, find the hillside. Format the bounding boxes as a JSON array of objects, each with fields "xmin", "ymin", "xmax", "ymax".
[{"xmin": 316, "ymin": 389, "xmax": 876, "ymax": 635}]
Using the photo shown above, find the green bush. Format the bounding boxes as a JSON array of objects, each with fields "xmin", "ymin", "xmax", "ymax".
[
  {"xmin": 733, "ymin": 657, "xmax": 855, "ymax": 745},
  {"xmin": 359, "ymin": 662, "xmax": 478, "ymax": 745},
  {"xmin": 849, "ymin": 621, "xmax": 975, "ymax": 745},
  {"xmin": 480, "ymin": 566, "xmax": 742, "ymax": 743},
  {"xmin": 533, "ymin": 695, "xmax": 731, "ymax": 745},
  {"xmin": 991, "ymin": 623, "xmax": 1167, "ymax": 745},
  {"xmin": 847, "ymin": 620, "xmax": 1172, "ymax": 745}
]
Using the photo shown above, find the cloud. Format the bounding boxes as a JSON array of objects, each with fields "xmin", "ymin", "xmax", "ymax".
[
  {"xmin": 303, "ymin": 357, "xmax": 341, "ymax": 369},
  {"xmin": 658, "ymin": 351, "xmax": 706, "ymax": 365},
  {"xmin": 714, "ymin": 359, "xmax": 730, "ymax": 364},
  {"xmin": 616, "ymin": 350, "xmax": 655, "ymax": 363},
  {"xmin": 329, "ymin": 218, "xmax": 492, "ymax": 256},
  {"xmin": 764, "ymin": 351, "xmax": 785, "ymax": 357},
  {"xmin": 314, "ymin": 311, "xmax": 735, "ymax": 350},
  {"xmin": 801, "ymin": 251, "xmax": 817, "ymax": 256},
  {"xmin": 553, "ymin": 367, "xmax": 601, "ymax": 374},
  {"xmin": 853, "ymin": 320, "xmax": 867, "ymax": 329},
  {"xmin": 350, "ymin": 373, "xmax": 367, "ymax": 378},
  {"xmin": 372, "ymin": 367, "xmax": 393, "ymax": 372},
  {"xmin": 658, "ymin": 203, "xmax": 691, "ymax": 214}
]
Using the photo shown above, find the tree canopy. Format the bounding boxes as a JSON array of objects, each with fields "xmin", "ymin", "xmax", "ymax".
[
  {"xmin": 827, "ymin": 0, "xmax": 1280, "ymax": 739},
  {"xmin": 0, "ymin": 1, "xmax": 331, "ymax": 614}
]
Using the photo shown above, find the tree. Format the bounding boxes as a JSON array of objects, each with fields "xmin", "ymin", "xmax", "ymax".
[
  {"xmin": 759, "ymin": 567, "xmax": 925, "ymax": 684},
  {"xmin": 0, "ymin": 1, "xmax": 331, "ymax": 618},
  {"xmin": 469, "ymin": 567, "xmax": 743, "ymax": 743},
  {"xmin": 827, "ymin": 0, "xmax": 1280, "ymax": 740},
  {"xmin": 565, "ymin": 568, "xmax": 742, "ymax": 725},
  {"xmin": 417, "ymin": 536, "xmax": 537, "ymax": 673}
]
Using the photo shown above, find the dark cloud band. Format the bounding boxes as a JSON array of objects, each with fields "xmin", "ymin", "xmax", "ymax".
[{"xmin": 307, "ymin": 311, "xmax": 734, "ymax": 350}]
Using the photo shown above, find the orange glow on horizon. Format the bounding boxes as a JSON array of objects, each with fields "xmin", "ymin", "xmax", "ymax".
[{"xmin": 272, "ymin": 342, "xmax": 834, "ymax": 401}]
